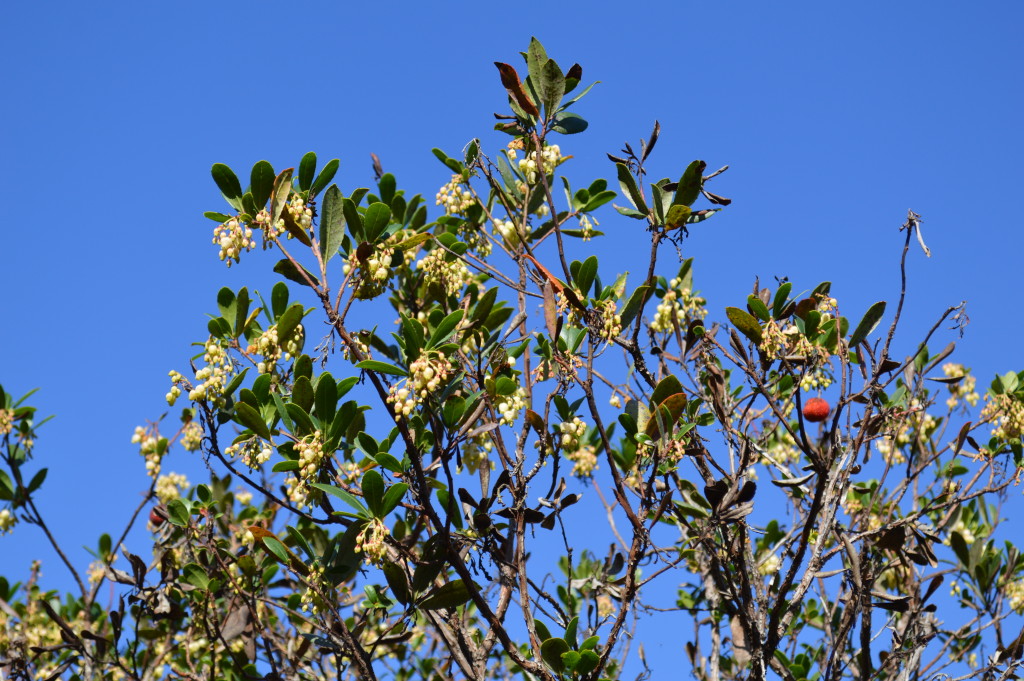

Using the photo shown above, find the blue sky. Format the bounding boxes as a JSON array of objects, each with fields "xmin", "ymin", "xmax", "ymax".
[{"xmin": 2, "ymin": 0, "xmax": 1023, "ymax": 674}]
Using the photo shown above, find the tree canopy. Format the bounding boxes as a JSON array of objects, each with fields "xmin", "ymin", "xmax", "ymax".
[{"xmin": 2, "ymin": 38, "xmax": 1024, "ymax": 681}]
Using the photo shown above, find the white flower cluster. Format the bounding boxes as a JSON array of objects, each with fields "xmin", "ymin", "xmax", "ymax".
[
  {"xmin": 594, "ymin": 298, "xmax": 622, "ymax": 341},
  {"xmin": 0, "ymin": 508, "xmax": 16, "ymax": 535},
  {"xmin": 493, "ymin": 217, "xmax": 519, "ymax": 243},
  {"xmin": 388, "ymin": 353, "xmax": 453, "ymax": 417},
  {"xmin": 181, "ymin": 421, "xmax": 203, "ymax": 452},
  {"xmin": 558, "ymin": 417, "xmax": 586, "ymax": 450},
  {"xmin": 0, "ymin": 408, "xmax": 13, "ymax": 435},
  {"xmin": 155, "ymin": 472, "xmax": 189, "ymax": 503},
  {"xmin": 1006, "ymin": 579, "xmax": 1024, "ymax": 614},
  {"xmin": 285, "ymin": 431, "xmax": 327, "ymax": 510},
  {"xmin": 943, "ymin": 362, "xmax": 980, "ymax": 409},
  {"xmin": 495, "ymin": 387, "xmax": 527, "ymax": 426},
  {"xmin": 577, "ymin": 214, "xmax": 596, "ymax": 241},
  {"xmin": 567, "ymin": 445, "xmax": 598, "ymax": 478},
  {"xmin": 300, "ymin": 563, "xmax": 327, "ymax": 615},
  {"xmin": 511, "ymin": 144, "xmax": 562, "ymax": 184},
  {"xmin": 651, "ymin": 278, "xmax": 707, "ymax": 333},
  {"xmin": 212, "ymin": 217, "xmax": 255, "ymax": 267},
  {"xmin": 253, "ymin": 208, "xmax": 285, "ymax": 245},
  {"xmin": 343, "ymin": 246, "xmax": 395, "ymax": 299},
  {"xmin": 247, "ymin": 323, "xmax": 304, "ymax": 373},
  {"xmin": 132, "ymin": 425, "xmax": 163, "ymax": 476},
  {"xmin": 286, "ymin": 194, "xmax": 313, "ymax": 236},
  {"xmin": 297, "ymin": 431, "xmax": 326, "ymax": 480},
  {"xmin": 435, "ymin": 174, "xmax": 475, "ymax": 215},
  {"xmin": 419, "ymin": 248, "xmax": 472, "ymax": 298},
  {"xmin": 188, "ymin": 338, "xmax": 234, "ymax": 407},
  {"xmin": 225, "ymin": 437, "xmax": 273, "ymax": 469},
  {"xmin": 355, "ymin": 517, "xmax": 390, "ymax": 566},
  {"xmin": 757, "ymin": 552, "xmax": 782, "ymax": 576},
  {"xmin": 166, "ymin": 370, "xmax": 184, "ymax": 406},
  {"xmin": 461, "ymin": 433, "xmax": 493, "ymax": 474}
]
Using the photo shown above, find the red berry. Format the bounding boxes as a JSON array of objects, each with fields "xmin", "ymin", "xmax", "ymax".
[
  {"xmin": 149, "ymin": 508, "xmax": 165, "ymax": 526},
  {"xmin": 803, "ymin": 398, "xmax": 831, "ymax": 423}
]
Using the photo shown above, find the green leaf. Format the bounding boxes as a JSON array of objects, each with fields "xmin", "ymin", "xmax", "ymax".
[
  {"xmin": 673, "ymin": 160, "xmax": 705, "ymax": 207},
  {"xmin": 362, "ymin": 470, "xmax": 385, "ymax": 517},
  {"xmin": 166, "ymin": 499, "xmax": 190, "ymax": 527},
  {"xmin": 319, "ymin": 185, "xmax": 345, "ymax": 263},
  {"xmin": 381, "ymin": 483, "xmax": 409, "ymax": 515},
  {"xmin": 575, "ymin": 255, "xmax": 598, "ymax": 298},
  {"xmin": 277, "ymin": 303, "xmax": 305, "ymax": 345},
  {"xmin": 182, "ymin": 563, "xmax": 210, "ymax": 591},
  {"xmin": 773, "ymin": 282, "xmax": 793, "ymax": 318},
  {"xmin": 383, "ymin": 562, "xmax": 410, "ymax": 605},
  {"xmin": 526, "ymin": 38, "xmax": 549, "ymax": 99},
  {"xmin": 204, "ymin": 211, "xmax": 234, "ymax": 222},
  {"xmin": 551, "ymin": 111, "xmax": 588, "ymax": 134},
  {"xmin": 577, "ymin": 649, "xmax": 600, "ymax": 675},
  {"xmin": 314, "ymin": 372, "xmax": 337, "ymax": 423},
  {"xmin": 250, "ymin": 161, "xmax": 275, "ymax": 209},
  {"xmin": 539, "ymin": 58, "xmax": 566, "ymax": 115},
  {"xmin": 616, "ymin": 164, "xmax": 648, "ymax": 214},
  {"xmin": 234, "ymin": 402, "xmax": 270, "ymax": 440},
  {"xmin": 419, "ymin": 579, "xmax": 475, "ymax": 610},
  {"xmin": 285, "ymin": 403, "xmax": 315, "ymax": 435},
  {"xmin": 363, "ymin": 202, "xmax": 392, "ymax": 242},
  {"xmin": 270, "ymin": 168, "xmax": 293, "ymax": 224},
  {"xmin": 355, "ymin": 360, "xmax": 408, "ymax": 377},
  {"xmin": 26, "ymin": 467, "xmax": 47, "ymax": 493},
  {"xmin": 619, "ymin": 285, "xmax": 651, "ymax": 328},
  {"xmin": 581, "ymin": 190, "xmax": 616, "ymax": 213},
  {"xmin": 273, "ymin": 259, "xmax": 320, "ymax": 289},
  {"xmin": 271, "ymin": 282, "xmax": 289, "ymax": 319},
  {"xmin": 310, "ymin": 159, "xmax": 339, "ymax": 199},
  {"xmin": 262, "ymin": 536, "xmax": 290, "ymax": 564},
  {"xmin": 234, "ymin": 287, "xmax": 251, "ymax": 338},
  {"xmin": 310, "ymin": 483, "xmax": 367, "ymax": 514},
  {"xmin": 342, "ymin": 197, "xmax": 364, "ymax": 242},
  {"xmin": 298, "ymin": 152, "xmax": 316, "ymax": 192},
  {"xmin": 428, "ymin": 310, "xmax": 465, "ymax": 348},
  {"xmin": 726, "ymin": 306, "xmax": 763, "ymax": 344},
  {"xmin": 747, "ymin": 294, "xmax": 770, "ymax": 322},
  {"xmin": 541, "ymin": 638, "xmax": 570, "ymax": 673},
  {"xmin": 849, "ymin": 301, "xmax": 886, "ymax": 348},
  {"xmin": 211, "ymin": 163, "xmax": 243, "ymax": 210},
  {"xmin": 949, "ymin": 531, "xmax": 971, "ymax": 569},
  {"xmin": 665, "ymin": 204, "xmax": 692, "ymax": 229},
  {"xmin": 217, "ymin": 286, "xmax": 236, "ymax": 321},
  {"xmin": 292, "ymin": 376, "xmax": 314, "ymax": 413}
]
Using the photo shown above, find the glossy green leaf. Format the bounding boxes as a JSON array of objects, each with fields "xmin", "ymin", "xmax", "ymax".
[
  {"xmin": 673, "ymin": 160, "xmax": 705, "ymax": 207},
  {"xmin": 234, "ymin": 402, "xmax": 270, "ymax": 440},
  {"xmin": 182, "ymin": 563, "xmax": 210, "ymax": 591},
  {"xmin": 362, "ymin": 470, "xmax": 385, "ymax": 517},
  {"xmin": 273, "ymin": 259, "xmax": 320, "ymax": 289},
  {"xmin": 342, "ymin": 197, "xmax": 364, "ymax": 242},
  {"xmin": 381, "ymin": 482, "xmax": 409, "ymax": 516},
  {"xmin": 261, "ymin": 536, "xmax": 289, "ymax": 564},
  {"xmin": 616, "ymin": 164, "xmax": 647, "ymax": 214},
  {"xmin": 292, "ymin": 376, "xmax": 314, "ymax": 413},
  {"xmin": 234, "ymin": 287, "xmax": 251, "ymax": 338},
  {"xmin": 581, "ymin": 190, "xmax": 616, "ymax": 213},
  {"xmin": 309, "ymin": 159, "xmax": 339, "ymax": 199},
  {"xmin": 539, "ymin": 58, "xmax": 566, "ymax": 115},
  {"xmin": 541, "ymin": 638, "xmax": 570, "ymax": 673},
  {"xmin": 849, "ymin": 301, "xmax": 886, "ymax": 348},
  {"xmin": 355, "ymin": 360, "xmax": 408, "ymax": 377},
  {"xmin": 211, "ymin": 163, "xmax": 243, "ymax": 210},
  {"xmin": 319, "ymin": 185, "xmax": 345, "ymax": 262},
  {"xmin": 285, "ymin": 402, "xmax": 314, "ymax": 435},
  {"xmin": 363, "ymin": 203, "xmax": 392, "ymax": 243},
  {"xmin": 250, "ymin": 161, "xmax": 275, "ymax": 209},
  {"xmin": 298, "ymin": 152, "xmax": 316, "ymax": 192},
  {"xmin": 277, "ymin": 303, "xmax": 305, "ymax": 345},
  {"xmin": 166, "ymin": 499, "xmax": 190, "ymax": 527},
  {"xmin": 271, "ymin": 282, "xmax": 289, "ymax": 319},
  {"xmin": 310, "ymin": 483, "xmax": 367, "ymax": 514},
  {"xmin": 314, "ymin": 372, "xmax": 337, "ymax": 423},
  {"xmin": 428, "ymin": 310, "xmax": 464, "ymax": 348},
  {"xmin": 619, "ymin": 285, "xmax": 651, "ymax": 328},
  {"xmin": 665, "ymin": 204, "xmax": 691, "ymax": 229},
  {"xmin": 574, "ymin": 255, "xmax": 598, "ymax": 298},
  {"xmin": 551, "ymin": 111, "xmax": 588, "ymax": 134},
  {"xmin": 747, "ymin": 294, "xmax": 770, "ymax": 322},
  {"xmin": 419, "ymin": 579, "xmax": 475, "ymax": 610},
  {"xmin": 383, "ymin": 562, "xmax": 410, "ymax": 605}
]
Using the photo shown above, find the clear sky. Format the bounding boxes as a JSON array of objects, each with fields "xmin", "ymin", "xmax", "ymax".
[{"xmin": 2, "ymin": 0, "xmax": 1023, "ymax": 675}]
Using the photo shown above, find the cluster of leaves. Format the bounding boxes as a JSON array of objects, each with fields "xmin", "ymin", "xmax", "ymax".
[{"xmin": 3, "ymin": 38, "xmax": 1024, "ymax": 681}]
